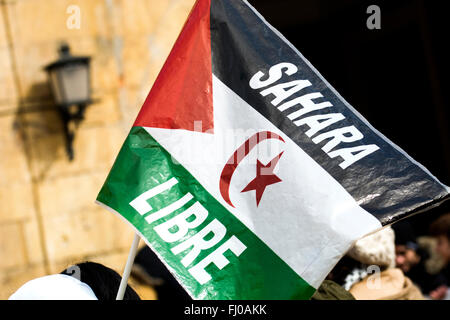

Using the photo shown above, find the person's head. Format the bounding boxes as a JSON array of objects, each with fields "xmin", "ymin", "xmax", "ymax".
[
  {"xmin": 9, "ymin": 274, "xmax": 98, "ymax": 300},
  {"xmin": 395, "ymin": 244, "xmax": 421, "ymax": 273},
  {"xmin": 392, "ymin": 221, "xmax": 421, "ymax": 273},
  {"xmin": 61, "ymin": 261, "xmax": 140, "ymax": 300},
  {"xmin": 9, "ymin": 261, "xmax": 140, "ymax": 300},
  {"xmin": 347, "ymin": 226, "xmax": 396, "ymax": 268},
  {"xmin": 429, "ymin": 213, "xmax": 450, "ymax": 265}
]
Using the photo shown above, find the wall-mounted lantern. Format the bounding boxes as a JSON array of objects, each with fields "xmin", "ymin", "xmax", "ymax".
[{"xmin": 44, "ymin": 43, "xmax": 92, "ymax": 161}]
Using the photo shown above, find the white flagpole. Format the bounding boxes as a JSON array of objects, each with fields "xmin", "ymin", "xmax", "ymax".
[{"xmin": 116, "ymin": 233, "xmax": 141, "ymax": 300}]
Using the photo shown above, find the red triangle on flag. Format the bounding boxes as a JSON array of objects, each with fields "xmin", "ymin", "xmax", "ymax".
[{"xmin": 133, "ymin": 0, "xmax": 213, "ymax": 133}]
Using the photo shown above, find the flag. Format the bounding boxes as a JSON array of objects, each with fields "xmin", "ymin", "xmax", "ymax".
[{"xmin": 96, "ymin": 0, "xmax": 450, "ymax": 299}]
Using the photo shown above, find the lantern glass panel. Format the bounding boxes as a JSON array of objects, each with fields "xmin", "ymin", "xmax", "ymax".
[
  {"xmin": 49, "ymin": 69, "xmax": 65, "ymax": 105},
  {"xmin": 55, "ymin": 62, "xmax": 89, "ymax": 106}
]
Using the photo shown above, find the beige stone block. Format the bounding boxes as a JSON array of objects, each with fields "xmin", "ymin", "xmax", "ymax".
[
  {"xmin": 19, "ymin": 92, "xmax": 122, "ymax": 131},
  {"xmin": 121, "ymin": 36, "xmax": 152, "ymax": 89},
  {"xmin": 110, "ymin": 212, "xmax": 137, "ymax": 251},
  {"xmin": 37, "ymin": 172, "xmax": 109, "ymax": 218},
  {"xmin": 0, "ymin": 101, "xmax": 18, "ymax": 114},
  {"xmin": 142, "ymin": 34, "xmax": 170, "ymax": 85},
  {"xmin": 0, "ymin": 6, "xmax": 8, "ymax": 47},
  {"xmin": 0, "ymin": 115, "xmax": 31, "ymax": 185},
  {"xmin": 21, "ymin": 108, "xmax": 63, "ymax": 137},
  {"xmin": 6, "ymin": 0, "xmax": 112, "ymax": 45},
  {"xmin": 67, "ymin": 123, "xmax": 125, "ymax": 172},
  {"xmin": 84, "ymin": 38, "xmax": 121, "ymax": 93},
  {"xmin": 111, "ymin": 0, "xmax": 170, "ymax": 37},
  {"xmin": 0, "ymin": 222, "xmax": 27, "ymax": 270},
  {"xmin": 22, "ymin": 216, "xmax": 45, "ymax": 265},
  {"xmin": 5, "ymin": 1, "xmax": 121, "ymax": 100},
  {"xmin": 0, "ymin": 265, "xmax": 47, "ymax": 300},
  {"xmin": 42, "ymin": 205, "xmax": 134, "ymax": 263},
  {"xmin": 105, "ymin": 0, "xmax": 194, "ymax": 38},
  {"xmin": 3, "ymin": 0, "xmax": 195, "ymax": 105},
  {"xmin": 23, "ymin": 113, "xmax": 125, "ymax": 180},
  {"xmin": 96, "ymin": 208, "xmax": 136, "ymax": 252},
  {"xmin": 119, "ymin": 87, "xmax": 150, "ymax": 129},
  {"xmin": 117, "ymin": 0, "xmax": 195, "ymax": 91},
  {"xmin": 147, "ymin": 0, "xmax": 194, "ymax": 51},
  {"xmin": 0, "ymin": 47, "xmax": 18, "ymax": 107},
  {"xmin": 12, "ymin": 42, "xmax": 57, "ymax": 103},
  {"xmin": 83, "ymin": 93, "xmax": 122, "ymax": 126},
  {"xmin": 0, "ymin": 182, "xmax": 36, "ymax": 223},
  {"xmin": 117, "ymin": 0, "xmax": 196, "ymax": 88},
  {"xmin": 119, "ymin": 38, "xmax": 170, "ymax": 93}
]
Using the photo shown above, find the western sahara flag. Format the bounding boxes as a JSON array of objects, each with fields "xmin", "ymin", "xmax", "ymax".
[{"xmin": 96, "ymin": 0, "xmax": 450, "ymax": 299}]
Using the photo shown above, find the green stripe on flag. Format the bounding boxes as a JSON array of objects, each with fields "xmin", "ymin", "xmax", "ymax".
[{"xmin": 97, "ymin": 126, "xmax": 316, "ymax": 299}]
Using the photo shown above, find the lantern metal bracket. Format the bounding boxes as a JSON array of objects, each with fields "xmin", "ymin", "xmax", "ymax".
[{"xmin": 58, "ymin": 103, "xmax": 87, "ymax": 161}]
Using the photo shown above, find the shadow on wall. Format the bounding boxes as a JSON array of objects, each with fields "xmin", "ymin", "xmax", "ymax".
[{"xmin": 12, "ymin": 81, "xmax": 66, "ymax": 182}]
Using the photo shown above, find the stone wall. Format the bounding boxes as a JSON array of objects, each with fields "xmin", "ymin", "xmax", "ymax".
[{"xmin": 0, "ymin": 0, "xmax": 195, "ymax": 299}]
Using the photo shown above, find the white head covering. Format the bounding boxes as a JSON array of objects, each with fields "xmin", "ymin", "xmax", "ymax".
[
  {"xmin": 347, "ymin": 226, "xmax": 396, "ymax": 268},
  {"xmin": 8, "ymin": 274, "xmax": 98, "ymax": 300}
]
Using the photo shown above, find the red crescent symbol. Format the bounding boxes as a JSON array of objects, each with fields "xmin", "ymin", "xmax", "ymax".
[{"xmin": 219, "ymin": 131, "xmax": 285, "ymax": 208}]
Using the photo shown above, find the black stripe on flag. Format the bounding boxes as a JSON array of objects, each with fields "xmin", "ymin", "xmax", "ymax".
[{"xmin": 210, "ymin": 0, "xmax": 449, "ymax": 225}]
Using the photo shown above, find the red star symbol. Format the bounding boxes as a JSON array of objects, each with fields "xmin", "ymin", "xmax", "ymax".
[{"xmin": 241, "ymin": 152, "xmax": 284, "ymax": 206}]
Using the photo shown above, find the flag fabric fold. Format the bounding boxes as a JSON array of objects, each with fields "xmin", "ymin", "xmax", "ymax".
[{"xmin": 97, "ymin": 0, "xmax": 450, "ymax": 299}]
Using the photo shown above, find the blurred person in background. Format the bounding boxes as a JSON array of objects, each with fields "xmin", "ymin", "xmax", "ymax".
[
  {"xmin": 393, "ymin": 221, "xmax": 448, "ymax": 299},
  {"xmin": 328, "ymin": 226, "xmax": 424, "ymax": 300},
  {"xmin": 393, "ymin": 222, "xmax": 422, "ymax": 274},
  {"xmin": 428, "ymin": 213, "xmax": 450, "ymax": 299}
]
